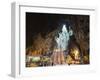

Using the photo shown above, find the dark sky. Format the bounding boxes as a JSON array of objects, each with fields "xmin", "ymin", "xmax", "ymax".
[{"xmin": 26, "ymin": 13, "xmax": 59, "ymax": 36}]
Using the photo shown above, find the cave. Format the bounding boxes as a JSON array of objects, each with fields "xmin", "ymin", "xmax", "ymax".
[{"xmin": 25, "ymin": 12, "xmax": 89, "ymax": 67}]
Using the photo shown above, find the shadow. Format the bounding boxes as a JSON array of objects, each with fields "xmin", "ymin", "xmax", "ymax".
[{"xmin": 7, "ymin": 74, "xmax": 15, "ymax": 78}]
